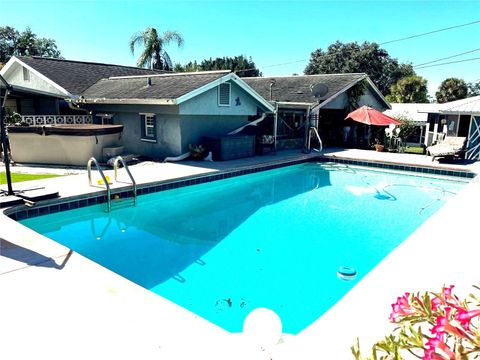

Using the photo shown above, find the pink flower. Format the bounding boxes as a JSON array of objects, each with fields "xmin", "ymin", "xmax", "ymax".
[
  {"xmin": 443, "ymin": 285, "xmax": 461, "ymax": 306},
  {"xmin": 431, "ymin": 308, "xmax": 467, "ymax": 339},
  {"xmin": 424, "ymin": 336, "xmax": 456, "ymax": 360},
  {"xmin": 431, "ymin": 296, "xmax": 442, "ymax": 312},
  {"xmin": 389, "ymin": 292, "xmax": 416, "ymax": 323},
  {"xmin": 455, "ymin": 308, "xmax": 480, "ymax": 331}
]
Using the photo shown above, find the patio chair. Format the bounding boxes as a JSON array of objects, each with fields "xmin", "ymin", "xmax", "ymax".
[{"xmin": 426, "ymin": 136, "xmax": 466, "ymax": 162}]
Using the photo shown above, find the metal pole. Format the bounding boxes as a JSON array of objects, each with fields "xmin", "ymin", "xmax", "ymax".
[
  {"xmin": 273, "ymin": 103, "xmax": 278, "ymax": 152},
  {"xmin": 0, "ymin": 76, "xmax": 14, "ymax": 195}
]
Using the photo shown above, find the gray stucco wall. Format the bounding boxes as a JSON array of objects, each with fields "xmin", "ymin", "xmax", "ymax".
[
  {"xmin": 88, "ymin": 104, "xmax": 181, "ymax": 159},
  {"xmin": 179, "ymin": 115, "xmax": 249, "ymax": 153}
]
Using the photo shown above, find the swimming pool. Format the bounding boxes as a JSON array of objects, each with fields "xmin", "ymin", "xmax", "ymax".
[{"xmin": 20, "ymin": 162, "xmax": 467, "ymax": 334}]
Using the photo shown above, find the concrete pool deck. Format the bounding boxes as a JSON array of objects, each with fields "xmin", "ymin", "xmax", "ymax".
[{"xmin": 1, "ymin": 148, "xmax": 479, "ymax": 359}]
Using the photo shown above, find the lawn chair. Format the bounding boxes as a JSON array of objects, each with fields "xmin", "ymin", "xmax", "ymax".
[{"xmin": 426, "ymin": 136, "xmax": 466, "ymax": 162}]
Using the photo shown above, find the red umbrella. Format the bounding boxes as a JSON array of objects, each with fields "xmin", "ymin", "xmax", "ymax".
[{"xmin": 345, "ymin": 106, "xmax": 400, "ymax": 126}]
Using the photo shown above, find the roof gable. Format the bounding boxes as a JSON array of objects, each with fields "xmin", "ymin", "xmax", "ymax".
[
  {"xmin": 243, "ymin": 73, "xmax": 390, "ymax": 110},
  {"xmin": 4, "ymin": 56, "xmax": 162, "ymax": 96}
]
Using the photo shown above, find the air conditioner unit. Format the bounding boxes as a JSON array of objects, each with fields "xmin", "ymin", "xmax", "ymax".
[{"xmin": 102, "ymin": 146, "xmax": 124, "ymax": 161}]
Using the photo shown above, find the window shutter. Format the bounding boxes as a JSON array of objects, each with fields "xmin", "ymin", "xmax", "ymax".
[
  {"xmin": 218, "ymin": 83, "xmax": 231, "ymax": 106},
  {"xmin": 140, "ymin": 114, "xmax": 146, "ymax": 138},
  {"xmin": 151, "ymin": 115, "xmax": 157, "ymax": 138}
]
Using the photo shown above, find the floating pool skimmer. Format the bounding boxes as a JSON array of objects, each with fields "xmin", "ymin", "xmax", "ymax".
[{"xmin": 337, "ymin": 266, "xmax": 357, "ymax": 281}]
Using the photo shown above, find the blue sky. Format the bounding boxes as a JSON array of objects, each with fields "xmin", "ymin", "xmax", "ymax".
[{"xmin": 1, "ymin": 0, "xmax": 479, "ymax": 95}]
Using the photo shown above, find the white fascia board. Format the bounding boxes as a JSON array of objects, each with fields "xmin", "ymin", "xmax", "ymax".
[
  {"xmin": 3, "ymin": 56, "xmax": 72, "ymax": 97},
  {"xmin": 5, "ymin": 84, "xmax": 66, "ymax": 99},
  {"xmin": 81, "ymin": 98, "xmax": 176, "ymax": 105},
  {"xmin": 275, "ymin": 101, "xmax": 312, "ymax": 108},
  {"xmin": 0, "ymin": 57, "xmax": 17, "ymax": 76},
  {"xmin": 175, "ymin": 73, "xmax": 275, "ymax": 112},
  {"xmin": 440, "ymin": 110, "xmax": 480, "ymax": 115}
]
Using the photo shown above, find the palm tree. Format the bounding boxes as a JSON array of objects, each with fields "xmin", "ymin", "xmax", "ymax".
[{"xmin": 129, "ymin": 27, "xmax": 184, "ymax": 71}]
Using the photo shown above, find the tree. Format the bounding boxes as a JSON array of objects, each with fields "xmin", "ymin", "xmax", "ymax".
[
  {"xmin": 304, "ymin": 41, "xmax": 415, "ymax": 95},
  {"xmin": 175, "ymin": 55, "xmax": 261, "ymax": 77},
  {"xmin": 0, "ymin": 26, "xmax": 61, "ymax": 64},
  {"xmin": 435, "ymin": 78, "xmax": 468, "ymax": 103},
  {"xmin": 129, "ymin": 27, "xmax": 184, "ymax": 71},
  {"xmin": 386, "ymin": 75, "xmax": 428, "ymax": 103},
  {"xmin": 467, "ymin": 81, "xmax": 480, "ymax": 96},
  {"xmin": 173, "ymin": 60, "xmax": 201, "ymax": 72}
]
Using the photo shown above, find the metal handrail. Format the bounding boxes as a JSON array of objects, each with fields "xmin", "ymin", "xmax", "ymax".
[
  {"xmin": 305, "ymin": 126, "xmax": 323, "ymax": 153},
  {"xmin": 87, "ymin": 157, "xmax": 111, "ymax": 212},
  {"xmin": 113, "ymin": 156, "xmax": 137, "ymax": 206}
]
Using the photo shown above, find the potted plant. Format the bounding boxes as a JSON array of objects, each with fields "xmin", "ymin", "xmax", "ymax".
[
  {"xmin": 189, "ymin": 144, "xmax": 206, "ymax": 160},
  {"xmin": 373, "ymin": 138, "xmax": 384, "ymax": 152},
  {"xmin": 5, "ymin": 110, "xmax": 22, "ymax": 125}
]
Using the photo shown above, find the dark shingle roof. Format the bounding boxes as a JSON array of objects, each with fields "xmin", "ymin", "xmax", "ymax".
[
  {"xmin": 243, "ymin": 73, "xmax": 367, "ymax": 104},
  {"xmin": 18, "ymin": 56, "xmax": 163, "ymax": 95},
  {"xmin": 81, "ymin": 71, "xmax": 230, "ymax": 100}
]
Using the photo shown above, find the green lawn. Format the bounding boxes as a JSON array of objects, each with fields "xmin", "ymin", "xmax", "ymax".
[
  {"xmin": 404, "ymin": 146, "xmax": 425, "ymax": 154},
  {"xmin": 0, "ymin": 172, "xmax": 60, "ymax": 184}
]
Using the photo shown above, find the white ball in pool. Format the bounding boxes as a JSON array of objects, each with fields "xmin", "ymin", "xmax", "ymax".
[{"xmin": 243, "ymin": 308, "xmax": 283, "ymax": 348}]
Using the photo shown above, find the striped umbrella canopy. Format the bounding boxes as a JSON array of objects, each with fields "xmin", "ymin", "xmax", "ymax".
[{"xmin": 345, "ymin": 106, "xmax": 400, "ymax": 126}]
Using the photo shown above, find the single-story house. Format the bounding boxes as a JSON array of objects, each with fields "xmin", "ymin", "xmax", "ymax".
[
  {"xmin": 0, "ymin": 56, "xmax": 274, "ymax": 163},
  {"xmin": 243, "ymin": 73, "xmax": 391, "ymax": 148},
  {"xmin": 79, "ymin": 71, "xmax": 274, "ymax": 158}
]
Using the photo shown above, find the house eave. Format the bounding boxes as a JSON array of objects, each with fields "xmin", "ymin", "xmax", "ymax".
[
  {"xmin": 80, "ymin": 98, "xmax": 177, "ymax": 105},
  {"xmin": 274, "ymin": 101, "xmax": 313, "ymax": 109},
  {"xmin": 4, "ymin": 84, "xmax": 67, "ymax": 99},
  {"xmin": 439, "ymin": 110, "xmax": 480, "ymax": 115},
  {"xmin": 311, "ymin": 74, "xmax": 391, "ymax": 111}
]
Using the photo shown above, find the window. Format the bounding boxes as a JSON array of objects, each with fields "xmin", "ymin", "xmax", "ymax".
[
  {"xmin": 140, "ymin": 113, "xmax": 156, "ymax": 142},
  {"xmin": 218, "ymin": 83, "xmax": 231, "ymax": 106},
  {"xmin": 23, "ymin": 67, "xmax": 30, "ymax": 81}
]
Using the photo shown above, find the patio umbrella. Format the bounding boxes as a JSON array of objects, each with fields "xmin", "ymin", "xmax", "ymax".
[{"xmin": 345, "ymin": 106, "xmax": 400, "ymax": 126}]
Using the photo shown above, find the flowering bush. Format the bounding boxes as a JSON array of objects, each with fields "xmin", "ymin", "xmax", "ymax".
[{"xmin": 352, "ymin": 285, "xmax": 480, "ymax": 360}]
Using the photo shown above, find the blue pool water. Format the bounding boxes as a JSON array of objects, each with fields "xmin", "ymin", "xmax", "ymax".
[{"xmin": 21, "ymin": 162, "xmax": 466, "ymax": 334}]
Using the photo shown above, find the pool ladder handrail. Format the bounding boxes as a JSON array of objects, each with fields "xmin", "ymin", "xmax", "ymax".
[
  {"xmin": 113, "ymin": 156, "xmax": 137, "ymax": 206},
  {"xmin": 305, "ymin": 126, "xmax": 323, "ymax": 153},
  {"xmin": 87, "ymin": 157, "xmax": 112, "ymax": 212}
]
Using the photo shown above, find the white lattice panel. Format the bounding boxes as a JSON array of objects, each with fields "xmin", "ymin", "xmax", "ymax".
[{"xmin": 20, "ymin": 115, "xmax": 93, "ymax": 125}]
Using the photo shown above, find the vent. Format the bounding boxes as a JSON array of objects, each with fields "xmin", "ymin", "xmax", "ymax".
[
  {"xmin": 23, "ymin": 67, "xmax": 30, "ymax": 81},
  {"xmin": 218, "ymin": 83, "xmax": 231, "ymax": 106}
]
